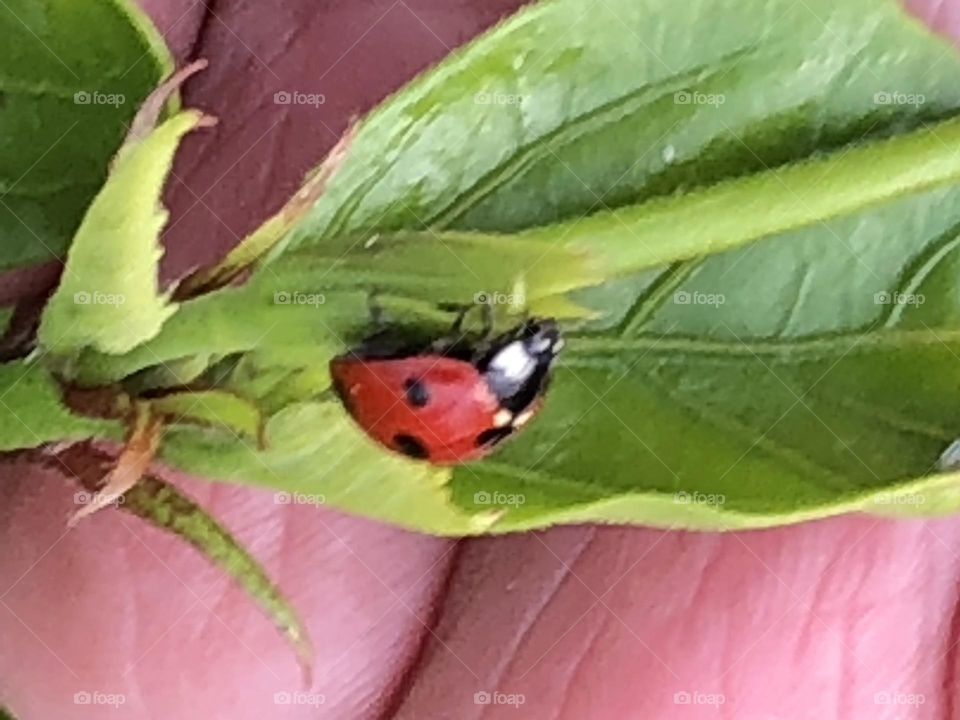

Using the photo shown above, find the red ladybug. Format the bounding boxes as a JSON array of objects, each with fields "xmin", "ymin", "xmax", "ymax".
[{"xmin": 330, "ymin": 314, "xmax": 562, "ymax": 465}]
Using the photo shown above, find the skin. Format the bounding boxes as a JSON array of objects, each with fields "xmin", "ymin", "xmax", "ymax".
[{"xmin": 1, "ymin": 0, "xmax": 958, "ymax": 717}]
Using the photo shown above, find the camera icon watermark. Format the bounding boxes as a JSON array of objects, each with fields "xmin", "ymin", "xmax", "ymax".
[
  {"xmin": 273, "ymin": 290, "xmax": 326, "ymax": 307},
  {"xmin": 874, "ymin": 691, "xmax": 925, "ymax": 706},
  {"xmin": 674, "ymin": 91, "xmax": 725, "ymax": 107},
  {"xmin": 273, "ymin": 691, "xmax": 326, "ymax": 706},
  {"xmin": 74, "ymin": 490, "xmax": 125, "ymax": 508},
  {"xmin": 274, "ymin": 491, "xmax": 326, "ymax": 506},
  {"xmin": 474, "ymin": 291, "xmax": 525, "ymax": 306},
  {"xmin": 73, "ymin": 690, "xmax": 126, "ymax": 707},
  {"xmin": 673, "ymin": 290, "xmax": 725, "ymax": 307},
  {"xmin": 474, "ymin": 690, "xmax": 525, "ymax": 707},
  {"xmin": 674, "ymin": 491, "xmax": 725, "ymax": 507},
  {"xmin": 474, "ymin": 91, "xmax": 527, "ymax": 105},
  {"xmin": 873, "ymin": 91, "xmax": 925, "ymax": 107},
  {"xmin": 73, "ymin": 290, "xmax": 125, "ymax": 306},
  {"xmin": 273, "ymin": 90, "xmax": 326, "ymax": 108},
  {"xmin": 673, "ymin": 690, "xmax": 725, "ymax": 706},
  {"xmin": 73, "ymin": 90, "xmax": 125, "ymax": 107},
  {"xmin": 873, "ymin": 492, "xmax": 925, "ymax": 506},
  {"xmin": 873, "ymin": 291, "xmax": 924, "ymax": 306},
  {"xmin": 473, "ymin": 490, "xmax": 525, "ymax": 507}
]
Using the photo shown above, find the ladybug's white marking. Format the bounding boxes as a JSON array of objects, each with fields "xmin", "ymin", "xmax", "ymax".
[
  {"xmin": 529, "ymin": 335, "xmax": 555, "ymax": 354},
  {"xmin": 490, "ymin": 341, "xmax": 537, "ymax": 384},
  {"xmin": 512, "ymin": 409, "xmax": 535, "ymax": 428},
  {"xmin": 484, "ymin": 322, "xmax": 560, "ymax": 403},
  {"xmin": 493, "ymin": 408, "xmax": 513, "ymax": 427}
]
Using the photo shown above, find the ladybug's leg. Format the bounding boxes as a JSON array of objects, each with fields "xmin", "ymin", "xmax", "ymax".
[
  {"xmin": 443, "ymin": 296, "xmax": 494, "ymax": 337},
  {"xmin": 478, "ymin": 299, "xmax": 494, "ymax": 341},
  {"xmin": 439, "ymin": 302, "xmax": 472, "ymax": 336},
  {"xmin": 461, "ymin": 299, "xmax": 497, "ymax": 363},
  {"xmin": 367, "ymin": 288, "xmax": 386, "ymax": 329},
  {"xmin": 430, "ymin": 301, "xmax": 487, "ymax": 358}
]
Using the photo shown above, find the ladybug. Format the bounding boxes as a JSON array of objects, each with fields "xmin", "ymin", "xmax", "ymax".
[{"xmin": 330, "ymin": 309, "xmax": 563, "ymax": 465}]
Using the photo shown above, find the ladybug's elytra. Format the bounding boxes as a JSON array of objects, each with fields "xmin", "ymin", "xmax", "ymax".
[{"xmin": 330, "ymin": 312, "xmax": 562, "ymax": 465}]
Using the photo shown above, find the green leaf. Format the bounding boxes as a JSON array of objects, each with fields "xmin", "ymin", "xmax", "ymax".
[
  {"xmin": 120, "ymin": 475, "xmax": 314, "ymax": 679},
  {"xmin": 549, "ymin": 117, "xmax": 960, "ymax": 278},
  {"xmin": 270, "ymin": 0, "xmax": 960, "ymax": 533},
  {"xmin": 158, "ymin": 402, "xmax": 499, "ymax": 535},
  {"xmin": 452, "ymin": 182, "xmax": 960, "ymax": 532},
  {"xmin": 68, "ymin": 285, "xmax": 365, "ymax": 386},
  {"xmin": 0, "ymin": 361, "xmax": 116, "ymax": 451},
  {"xmin": 149, "ymin": 390, "xmax": 264, "ymax": 443},
  {"xmin": 67, "ymin": 112, "xmax": 960, "ymax": 388},
  {"xmin": 0, "ymin": 0, "xmax": 171, "ymax": 271},
  {"xmin": 255, "ymin": 115, "xmax": 960, "ymax": 310},
  {"xmin": 35, "ymin": 0, "xmax": 960, "ymax": 535},
  {"xmin": 863, "ymin": 466, "xmax": 960, "ymax": 518},
  {"xmin": 280, "ymin": 0, "xmax": 960, "ymax": 248},
  {"xmin": 38, "ymin": 107, "xmax": 211, "ymax": 356}
]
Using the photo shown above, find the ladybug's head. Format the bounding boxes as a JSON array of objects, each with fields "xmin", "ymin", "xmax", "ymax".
[{"xmin": 478, "ymin": 318, "xmax": 563, "ymax": 415}]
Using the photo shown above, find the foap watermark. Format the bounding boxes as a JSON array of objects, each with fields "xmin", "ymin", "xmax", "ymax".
[
  {"xmin": 474, "ymin": 91, "xmax": 527, "ymax": 105},
  {"xmin": 674, "ymin": 491, "xmax": 725, "ymax": 507},
  {"xmin": 674, "ymin": 91, "xmax": 725, "ymax": 107},
  {"xmin": 74, "ymin": 490, "xmax": 125, "ymax": 508},
  {"xmin": 274, "ymin": 491, "xmax": 326, "ymax": 506},
  {"xmin": 474, "ymin": 691, "xmax": 525, "ymax": 708},
  {"xmin": 74, "ymin": 290, "xmax": 125, "ymax": 306},
  {"xmin": 874, "ymin": 91, "xmax": 925, "ymax": 107},
  {"xmin": 474, "ymin": 291, "xmax": 525, "ymax": 306},
  {"xmin": 874, "ymin": 691, "xmax": 925, "ymax": 706},
  {"xmin": 273, "ymin": 91, "xmax": 326, "ymax": 108},
  {"xmin": 873, "ymin": 492, "xmax": 925, "ymax": 507},
  {"xmin": 74, "ymin": 691, "xmax": 126, "ymax": 708},
  {"xmin": 74, "ymin": 90, "xmax": 125, "ymax": 107},
  {"xmin": 274, "ymin": 290, "xmax": 326, "ymax": 307},
  {"xmin": 673, "ymin": 290, "xmax": 725, "ymax": 307},
  {"xmin": 874, "ymin": 291, "xmax": 924, "ymax": 306},
  {"xmin": 673, "ymin": 691, "xmax": 725, "ymax": 707},
  {"xmin": 274, "ymin": 691, "xmax": 326, "ymax": 706},
  {"xmin": 474, "ymin": 490, "xmax": 525, "ymax": 507}
]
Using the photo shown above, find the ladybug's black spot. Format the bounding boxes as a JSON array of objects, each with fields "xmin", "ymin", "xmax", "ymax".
[
  {"xmin": 403, "ymin": 377, "xmax": 430, "ymax": 408},
  {"xmin": 475, "ymin": 426, "xmax": 513, "ymax": 448},
  {"xmin": 394, "ymin": 434, "xmax": 429, "ymax": 460}
]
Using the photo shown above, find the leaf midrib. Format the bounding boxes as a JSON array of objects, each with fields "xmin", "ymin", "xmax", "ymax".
[
  {"xmin": 426, "ymin": 46, "xmax": 759, "ymax": 229},
  {"xmin": 565, "ymin": 326, "xmax": 960, "ymax": 361}
]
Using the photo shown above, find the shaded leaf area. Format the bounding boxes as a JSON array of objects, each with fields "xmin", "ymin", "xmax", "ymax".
[
  {"xmin": 279, "ymin": 0, "xmax": 960, "ymax": 252},
  {"xmin": 0, "ymin": 362, "xmax": 117, "ymax": 451},
  {"xmin": 0, "ymin": 0, "xmax": 171, "ymax": 271},
  {"xmin": 452, "ymin": 184, "xmax": 960, "ymax": 529},
  {"xmin": 149, "ymin": 390, "xmax": 263, "ymax": 443},
  {"xmin": 258, "ymin": 113, "xmax": 960, "ymax": 313}
]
